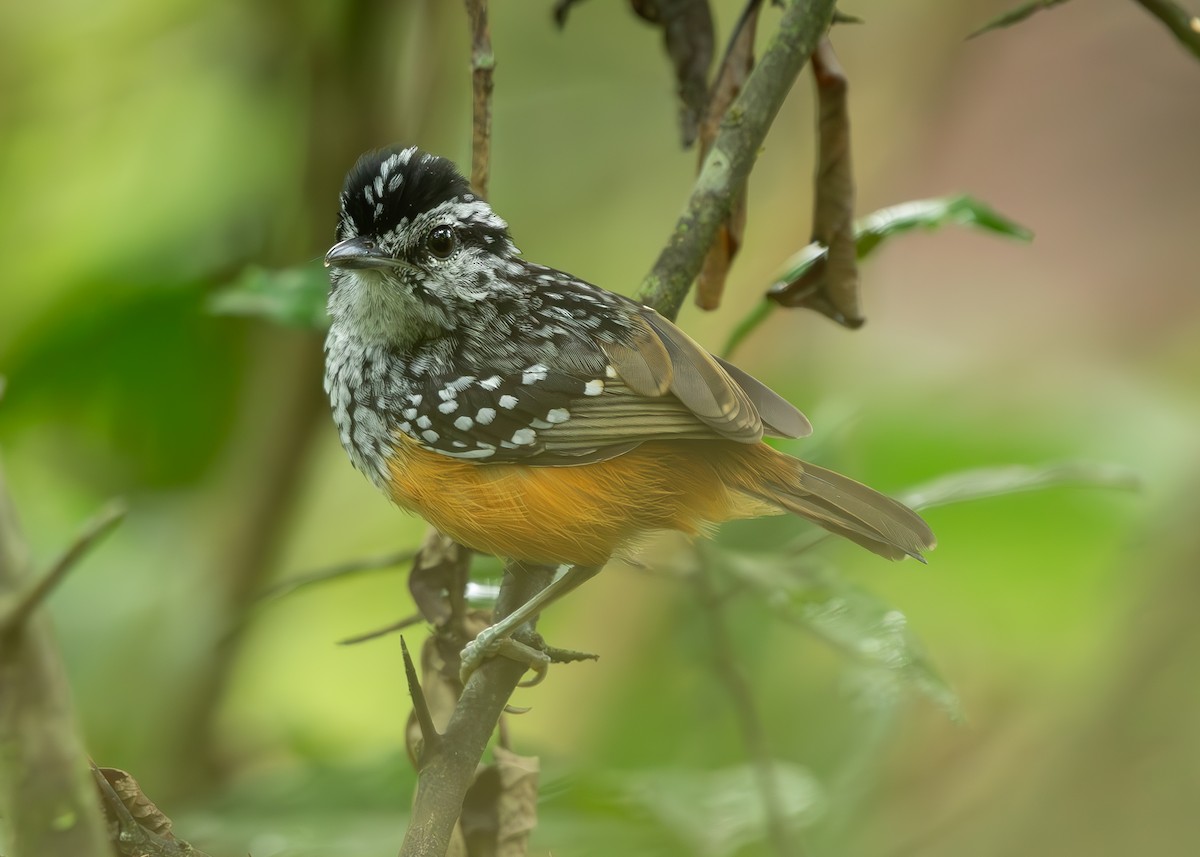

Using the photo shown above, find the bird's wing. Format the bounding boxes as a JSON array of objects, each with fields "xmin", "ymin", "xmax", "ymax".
[{"xmin": 396, "ymin": 301, "xmax": 810, "ymax": 466}]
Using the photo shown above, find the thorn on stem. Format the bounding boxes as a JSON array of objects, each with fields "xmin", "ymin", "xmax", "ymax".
[{"xmin": 401, "ymin": 636, "xmax": 442, "ymax": 760}]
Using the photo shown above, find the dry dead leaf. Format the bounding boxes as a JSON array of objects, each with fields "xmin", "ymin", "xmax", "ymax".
[
  {"xmin": 695, "ymin": 0, "xmax": 763, "ymax": 310},
  {"xmin": 771, "ymin": 36, "xmax": 863, "ymax": 328},
  {"xmin": 409, "ymin": 527, "xmax": 472, "ymax": 627}
]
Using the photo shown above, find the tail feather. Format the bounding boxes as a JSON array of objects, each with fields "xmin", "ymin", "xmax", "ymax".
[{"xmin": 723, "ymin": 445, "xmax": 936, "ymax": 562}]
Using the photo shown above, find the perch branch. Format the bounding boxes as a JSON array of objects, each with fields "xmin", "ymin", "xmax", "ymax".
[{"xmin": 399, "ymin": 561, "xmax": 556, "ymax": 857}]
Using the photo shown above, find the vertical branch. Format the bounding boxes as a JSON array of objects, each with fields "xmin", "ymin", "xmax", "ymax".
[
  {"xmin": 0, "ymin": 462, "xmax": 111, "ymax": 857},
  {"xmin": 399, "ymin": 561, "xmax": 555, "ymax": 857},
  {"xmin": 465, "ymin": 0, "xmax": 495, "ymax": 199},
  {"xmin": 692, "ymin": 551, "xmax": 797, "ymax": 857}
]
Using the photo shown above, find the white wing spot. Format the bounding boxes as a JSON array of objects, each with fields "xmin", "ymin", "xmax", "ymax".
[
  {"xmin": 522, "ymin": 364, "xmax": 549, "ymax": 385},
  {"xmin": 476, "ymin": 407, "xmax": 496, "ymax": 425},
  {"xmin": 511, "ymin": 428, "xmax": 536, "ymax": 445},
  {"xmin": 546, "ymin": 408, "xmax": 570, "ymax": 424},
  {"xmin": 584, "ymin": 379, "xmax": 605, "ymax": 396},
  {"xmin": 454, "ymin": 415, "xmax": 474, "ymax": 431},
  {"xmin": 604, "ymin": 366, "xmax": 618, "ymax": 379},
  {"xmin": 407, "ymin": 393, "xmax": 423, "ymax": 405},
  {"xmin": 421, "ymin": 429, "xmax": 440, "ymax": 443},
  {"xmin": 498, "ymin": 395, "xmax": 518, "ymax": 410},
  {"xmin": 416, "ymin": 415, "xmax": 432, "ymax": 429},
  {"xmin": 402, "ymin": 408, "xmax": 417, "ymax": 419},
  {"xmin": 438, "ymin": 400, "xmax": 458, "ymax": 414},
  {"xmin": 479, "ymin": 375, "xmax": 502, "ymax": 391}
]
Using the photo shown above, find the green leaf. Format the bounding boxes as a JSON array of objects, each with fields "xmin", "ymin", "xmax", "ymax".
[
  {"xmin": 210, "ymin": 264, "xmax": 330, "ymax": 329},
  {"xmin": 723, "ymin": 553, "xmax": 962, "ymax": 720},
  {"xmin": 898, "ymin": 461, "xmax": 1141, "ymax": 512},
  {"xmin": 618, "ymin": 763, "xmax": 824, "ymax": 857},
  {"xmin": 967, "ymin": 0, "xmax": 1073, "ymax": 40},
  {"xmin": 723, "ymin": 194, "xmax": 1033, "ymax": 356}
]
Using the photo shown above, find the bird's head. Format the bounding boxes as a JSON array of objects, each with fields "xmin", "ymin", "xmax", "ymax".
[{"xmin": 324, "ymin": 146, "xmax": 522, "ymax": 346}]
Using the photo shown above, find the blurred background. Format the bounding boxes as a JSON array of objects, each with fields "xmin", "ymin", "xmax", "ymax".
[{"xmin": 2, "ymin": 0, "xmax": 1198, "ymax": 854}]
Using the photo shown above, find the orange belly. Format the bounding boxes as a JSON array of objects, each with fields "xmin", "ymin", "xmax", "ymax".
[{"xmin": 383, "ymin": 434, "xmax": 774, "ymax": 567}]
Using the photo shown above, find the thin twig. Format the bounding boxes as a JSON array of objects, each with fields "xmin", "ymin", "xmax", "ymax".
[
  {"xmin": 0, "ymin": 462, "xmax": 112, "ymax": 857},
  {"xmin": 1132, "ymin": 0, "xmax": 1200, "ymax": 59},
  {"xmin": 339, "ymin": 612, "xmax": 424, "ymax": 646},
  {"xmin": 0, "ymin": 500, "xmax": 126, "ymax": 638},
  {"xmin": 692, "ymin": 547, "xmax": 798, "ymax": 857},
  {"xmin": 402, "ymin": 636, "xmax": 442, "ymax": 761},
  {"xmin": 637, "ymin": 0, "xmax": 839, "ymax": 320},
  {"xmin": 259, "ymin": 549, "xmax": 417, "ymax": 602},
  {"xmin": 465, "ymin": 0, "xmax": 495, "ymax": 198}
]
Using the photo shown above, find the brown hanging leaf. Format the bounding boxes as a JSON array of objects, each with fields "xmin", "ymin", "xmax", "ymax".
[
  {"xmin": 770, "ymin": 36, "xmax": 864, "ymax": 328},
  {"xmin": 694, "ymin": 0, "xmax": 764, "ymax": 310},
  {"xmin": 631, "ymin": 0, "xmax": 715, "ymax": 147},
  {"xmin": 552, "ymin": 0, "xmax": 714, "ymax": 146},
  {"xmin": 459, "ymin": 747, "xmax": 541, "ymax": 857},
  {"xmin": 408, "ymin": 526, "xmax": 472, "ymax": 628}
]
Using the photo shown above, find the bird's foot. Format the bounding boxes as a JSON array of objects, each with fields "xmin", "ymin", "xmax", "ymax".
[{"xmin": 459, "ymin": 626, "xmax": 599, "ymax": 685}]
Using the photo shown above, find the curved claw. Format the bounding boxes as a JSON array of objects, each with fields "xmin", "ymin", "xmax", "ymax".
[{"xmin": 459, "ymin": 629, "xmax": 551, "ymax": 685}]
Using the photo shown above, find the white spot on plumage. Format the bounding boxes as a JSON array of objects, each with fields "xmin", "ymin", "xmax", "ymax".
[
  {"xmin": 479, "ymin": 376, "xmax": 502, "ymax": 391},
  {"xmin": 454, "ymin": 415, "xmax": 474, "ymax": 431},
  {"xmin": 403, "ymin": 408, "xmax": 417, "ymax": 420},
  {"xmin": 522, "ymin": 364, "xmax": 549, "ymax": 385},
  {"xmin": 498, "ymin": 395, "xmax": 518, "ymax": 410},
  {"xmin": 476, "ymin": 407, "xmax": 496, "ymax": 425},
  {"xmin": 604, "ymin": 366, "xmax": 618, "ymax": 379},
  {"xmin": 421, "ymin": 429, "xmax": 440, "ymax": 443},
  {"xmin": 511, "ymin": 428, "xmax": 536, "ymax": 445},
  {"xmin": 416, "ymin": 415, "xmax": 432, "ymax": 429},
  {"xmin": 438, "ymin": 399, "xmax": 458, "ymax": 414},
  {"xmin": 408, "ymin": 393, "xmax": 423, "ymax": 405},
  {"xmin": 546, "ymin": 408, "xmax": 570, "ymax": 424},
  {"xmin": 584, "ymin": 379, "xmax": 605, "ymax": 396},
  {"xmin": 437, "ymin": 387, "xmax": 456, "ymax": 401}
]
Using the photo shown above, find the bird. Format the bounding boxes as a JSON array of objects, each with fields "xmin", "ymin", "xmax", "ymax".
[{"xmin": 323, "ymin": 145, "xmax": 935, "ymax": 678}]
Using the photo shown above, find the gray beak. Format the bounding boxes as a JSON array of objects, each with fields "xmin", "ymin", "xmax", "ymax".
[{"xmin": 324, "ymin": 237, "xmax": 401, "ymax": 270}]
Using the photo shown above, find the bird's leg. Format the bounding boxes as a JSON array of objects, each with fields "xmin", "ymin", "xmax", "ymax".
[{"xmin": 460, "ymin": 563, "xmax": 600, "ymax": 683}]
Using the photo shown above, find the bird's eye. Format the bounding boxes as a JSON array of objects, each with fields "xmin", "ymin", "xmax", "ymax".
[{"xmin": 426, "ymin": 226, "xmax": 457, "ymax": 260}]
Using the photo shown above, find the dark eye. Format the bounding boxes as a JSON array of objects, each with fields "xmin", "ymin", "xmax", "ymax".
[{"xmin": 426, "ymin": 225, "xmax": 457, "ymax": 260}]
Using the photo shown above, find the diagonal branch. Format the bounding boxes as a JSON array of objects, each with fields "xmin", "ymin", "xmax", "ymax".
[
  {"xmin": 638, "ymin": 0, "xmax": 839, "ymax": 321},
  {"xmin": 1132, "ymin": 0, "xmax": 1200, "ymax": 59},
  {"xmin": 0, "ymin": 500, "xmax": 126, "ymax": 638}
]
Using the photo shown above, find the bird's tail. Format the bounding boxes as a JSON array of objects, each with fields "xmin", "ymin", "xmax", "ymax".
[{"xmin": 718, "ymin": 444, "xmax": 936, "ymax": 562}]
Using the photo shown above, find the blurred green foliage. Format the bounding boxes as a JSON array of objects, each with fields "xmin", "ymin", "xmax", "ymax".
[{"xmin": 3, "ymin": 1, "xmax": 1199, "ymax": 856}]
